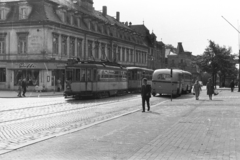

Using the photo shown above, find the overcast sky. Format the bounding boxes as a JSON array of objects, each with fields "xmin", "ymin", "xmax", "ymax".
[{"xmin": 94, "ymin": 0, "xmax": 240, "ymax": 55}]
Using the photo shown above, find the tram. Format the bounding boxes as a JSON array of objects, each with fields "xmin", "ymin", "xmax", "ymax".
[
  {"xmin": 64, "ymin": 60, "xmax": 128, "ymax": 99},
  {"xmin": 127, "ymin": 67, "xmax": 154, "ymax": 93},
  {"xmin": 151, "ymin": 69, "xmax": 192, "ymax": 97}
]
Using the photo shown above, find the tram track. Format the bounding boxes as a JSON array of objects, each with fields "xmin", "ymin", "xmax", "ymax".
[{"xmin": 0, "ymin": 95, "xmax": 141, "ymax": 124}]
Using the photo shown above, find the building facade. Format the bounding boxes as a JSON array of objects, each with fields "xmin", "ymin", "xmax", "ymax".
[
  {"xmin": 130, "ymin": 25, "xmax": 165, "ymax": 70},
  {"xmin": 167, "ymin": 42, "xmax": 200, "ymax": 80},
  {"xmin": 0, "ymin": 0, "xmax": 148, "ymax": 91}
]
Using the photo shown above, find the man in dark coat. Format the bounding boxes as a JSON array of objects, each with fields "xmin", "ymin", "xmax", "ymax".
[
  {"xmin": 141, "ymin": 78, "xmax": 151, "ymax": 112},
  {"xmin": 230, "ymin": 80, "xmax": 235, "ymax": 92},
  {"xmin": 22, "ymin": 78, "xmax": 28, "ymax": 97}
]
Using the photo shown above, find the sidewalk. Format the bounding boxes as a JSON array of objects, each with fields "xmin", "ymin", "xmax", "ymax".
[
  {"xmin": 0, "ymin": 89, "xmax": 239, "ymax": 160},
  {"xmin": 0, "ymin": 90, "xmax": 63, "ymax": 98}
]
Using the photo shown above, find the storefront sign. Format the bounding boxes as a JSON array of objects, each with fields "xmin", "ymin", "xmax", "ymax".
[{"xmin": 19, "ymin": 63, "xmax": 35, "ymax": 68}]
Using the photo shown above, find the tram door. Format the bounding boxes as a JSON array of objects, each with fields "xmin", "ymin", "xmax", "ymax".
[{"xmin": 85, "ymin": 68, "xmax": 93, "ymax": 91}]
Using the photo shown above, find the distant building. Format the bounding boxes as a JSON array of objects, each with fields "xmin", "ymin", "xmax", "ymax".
[
  {"xmin": 0, "ymin": 0, "xmax": 148, "ymax": 90},
  {"xmin": 167, "ymin": 42, "xmax": 200, "ymax": 80},
  {"xmin": 130, "ymin": 24, "xmax": 165, "ymax": 70}
]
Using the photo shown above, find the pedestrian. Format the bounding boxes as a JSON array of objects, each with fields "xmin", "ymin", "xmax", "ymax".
[
  {"xmin": 57, "ymin": 78, "xmax": 61, "ymax": 92},
  {"xmin": 22, "ymin": 78, "xmax": 28, "ymax": 97},
  {"xmin": 17, "ymin": 78, "xmax": 22, "ymax": 97},
  {"xmin": 193, "ymin": 80, "xmax": 202, "ymax": 100},
  {"xmin": 230, "ymin": 80, "xmax": 235, "ymax": 92},
  {"xmin": 141, "ymin": 78, "xmax": 151, "ymax": 112},
  {"xmin": 206, "ymin": 78, "xmax": 214, "ymax": 100}
]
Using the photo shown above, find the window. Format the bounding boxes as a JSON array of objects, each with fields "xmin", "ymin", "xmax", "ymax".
[
  {"xmin": 17, "ymin": 33, "xmax": 28, "ymax": 54},
  {"xmin": 113, "ymin": 45, "xmax": 117, "ymax": 61},
  {"xmin": 101, "ymin": 43, "xmax": 106, "ymax": 60},
  {"xmin": 52, "ymin": 33, "xmax": 59, "ymax": 55},
  {"xmin": 0, "ymin": 33, "xmax": 6, "ymax": 54},
  {"xmin": 131, "ymin": 49, "xmax": 134, "ymax": 62},
  {"xmin": 117, "ymin": 47, "xmax": 121, "ymax": 61},
  {"xmin": 0, "ymin": 68, "xmax": 6, "ymax": 82},
  {"xmin": 20, "ymin": 8, "xmax": 28, "ymax": 19},
  {"xmin": 69, "ymin": 37, "xmax": 75, "ymax": 57},
  {"xmin": 94, "ymin": 41, "xmax": 99, "ymax": 59},
  {"xmin": 61, "ymin": 35, "xmax": 67, "ymax": 56},
  {"xmin": 122, "ymin": 48, "xmax": 125, "ymax": 62},
  {"xmin": 0, "ymin": 9, "xmax": 5, "ymax": 20},
  {"xmin": 88, "ymin": 40, "xmax": 93, "ymax": 59},
  {"xmin": 136, "ymin": 50, "xmax": 139, "ymax": 63},
  {"xmin": 126, "ymin": 48, "xmax": 129, "ymax": 62},
  {"xmin": 14, "ymin": 70, "xmax": 39, "ymax": 86},
  {"xmin": 107, "ymin": 44, "xmax": 112, "ymax": 61},
  {"xmin": 77, "ymin": 38, "xmax": 83, "ymax": 59}
]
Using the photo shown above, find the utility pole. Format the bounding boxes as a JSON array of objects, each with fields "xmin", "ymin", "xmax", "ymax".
[{"xmin": 221, "ymin": 16, "xmax": 240, "ymax": 92}]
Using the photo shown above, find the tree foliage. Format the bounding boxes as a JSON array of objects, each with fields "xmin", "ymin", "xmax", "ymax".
[{"xmin": 197, "ymin": 40, "xmax": 237, "ymax": 84}]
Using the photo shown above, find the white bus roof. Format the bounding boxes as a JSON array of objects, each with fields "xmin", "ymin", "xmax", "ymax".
[{"xmin": 126, "ymin": 67, "xmax": 153, "ymax": 72}]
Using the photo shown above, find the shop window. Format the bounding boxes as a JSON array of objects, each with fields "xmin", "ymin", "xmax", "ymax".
[
  {"xmin": 52, "ymin": 33, "xmax": 59, "ymax": 55},
  {"xmin": 0, "ymin": 68, "xmax": 6, "ymax": 82},
  {"xmin": 17, "ymin": 32, "xmax": 29, "ymax": 54},
  {"xmin": 14, "ymin": 70, "xmax": 39, "ymax": 86}
]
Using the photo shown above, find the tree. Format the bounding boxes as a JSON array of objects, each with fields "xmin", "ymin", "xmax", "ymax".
[
  {"xmin": 165, "ymin": 44, "xmax": 177, "ymax": 53},
  {"xmin": 197, "ymin": 40, "xmax": 237, "ymax": 87}
]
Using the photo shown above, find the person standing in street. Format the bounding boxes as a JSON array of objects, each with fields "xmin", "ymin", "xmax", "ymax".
[
  {"xmin": 193, "ymin": 80, "xmax": 202, "ymax": 100},
  {"xmin": 206, "ymin": 78, "xmax": 214, "ymax": 100},
  {"xmin": 57, "ymin": 78, "xmax": 61, "ymax": 92},
  {"xmin": 141, "ymin": 78, "xmax": 151, "ymax": 112},
  {"xmin": 17, "ymin": 78, "xmax": 22, "ymax": 97},
  {"xmin": 230, "ymin": 80, "xmax": 235, "ymax": 92},
  {"xmin": 22, "ymin": 78, "xmax": 27, "ymax": 97}
]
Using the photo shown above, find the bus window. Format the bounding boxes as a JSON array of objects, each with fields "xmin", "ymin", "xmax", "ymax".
[
  {"xmin": 157, "ymin": 74, "xmax": 171, "ymax": 80},
  {"xmin": 81, "ymin": 69, "xmax": 86, "ymax": 82}
]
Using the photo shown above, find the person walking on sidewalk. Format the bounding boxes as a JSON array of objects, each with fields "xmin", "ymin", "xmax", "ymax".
[
  {"xmin": 193, "ymin": 80, "xmax": 202, "ymax": 100},
  {"xmin": 17, "ymin": 78, "xmax": 22, "ymax": 97},
  {"xmin": 57, "ymin": 78, "xmax": 61, "ymax": 92},
  {"xmin": 206, "ymin": 78, "xmax": 214, "ymax": 100},
  {"xmin": 141, "ymin": 78, "xmax": 151, "ymax": 112},
  {"xmin": 22, "ymin": 78, "xmax": 28, "ymax": 97},
  {"xmin": 230, "ymin": 80, "xmax": 235, "ymax": 92}
]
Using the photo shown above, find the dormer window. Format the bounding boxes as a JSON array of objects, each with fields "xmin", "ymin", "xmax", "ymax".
[
  {"xmin": 19, "ymin": 3, "xmax": 32, "ymax": 20},
  {"xmin": 0, "ymin": 9, "xmax": 5, "ymax": 20},
  {"xmin": 0, "ymin": 7, "xmax": 10, "ymax": 20}
]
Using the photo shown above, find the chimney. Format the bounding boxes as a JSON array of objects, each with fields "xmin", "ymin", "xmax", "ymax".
[
  {"xmin": 116, "ymin": 12, "xmax": 120, "ymax": 21},
  {"xmin": 125, "ymin": 22, "xmax": 128, "ymax": 26},
  {"xmin": 103, "ymin": 6, "xmax": 107, "ymax": 16},
  {"xmin": 129, "ymin": 22, "xmax": 132, "ymax": 27}
]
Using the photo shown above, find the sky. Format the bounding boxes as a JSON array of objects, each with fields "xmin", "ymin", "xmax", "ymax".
[{"xmin": 94, "ymin": 0, "xmax": 240, "ymax": 56}]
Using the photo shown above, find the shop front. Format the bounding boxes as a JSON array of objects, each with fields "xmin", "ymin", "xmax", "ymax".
[{"xmin": 6, "ymin": 62, "xmax": 66, "ymax": 91}]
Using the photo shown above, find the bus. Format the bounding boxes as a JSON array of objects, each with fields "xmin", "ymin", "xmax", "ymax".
[{"xmin": 151, "ymin": 69, "xmax": 192, "ymax": 97}]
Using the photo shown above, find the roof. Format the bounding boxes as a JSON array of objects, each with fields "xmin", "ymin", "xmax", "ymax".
[
  {"xmin": 126, "ymin": 67, "xmax": 153, "ymax": 72},
  {"xmin": 130, "ymin": 25, "xmax": 150, "ymax": 37},
  {"xmin": 0, "ymin": 0, "xmax": 134, "ymax": 32}
]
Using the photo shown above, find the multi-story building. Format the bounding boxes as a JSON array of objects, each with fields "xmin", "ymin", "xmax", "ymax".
[
  {"xmin": 130, "ymin": 24, "xmax": 165, "ymax": 70},
  {"xmin": 0, "ymin": 0, "xmax": 148, "ymax": 91}
]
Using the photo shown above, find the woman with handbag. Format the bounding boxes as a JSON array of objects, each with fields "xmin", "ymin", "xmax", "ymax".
[
  {"xmin": 193, "ymin": 80, "xmax": 202, "ymax": 100},
  {"xmin": 206, "ymin": 78, "xmax": 214, "ymax": 100}
]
